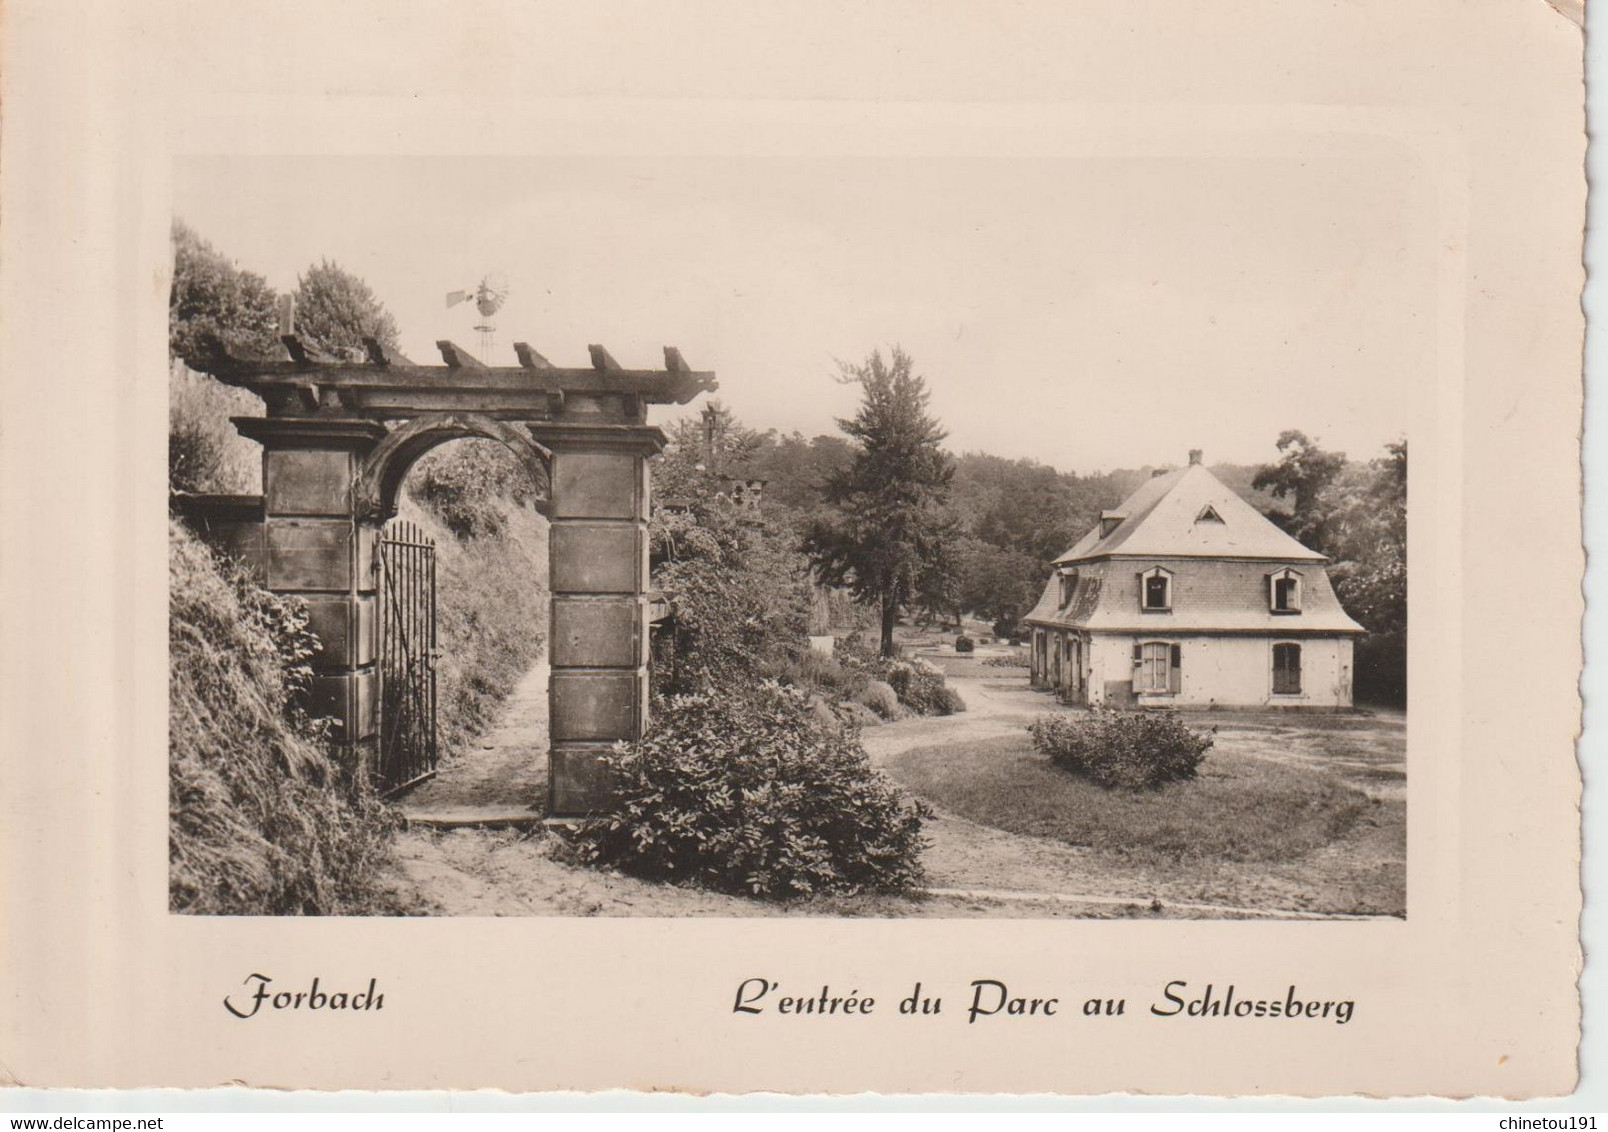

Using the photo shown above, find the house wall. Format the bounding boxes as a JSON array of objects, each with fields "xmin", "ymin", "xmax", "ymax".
[{"xmin": 1069, "ymin": 631, "xmax": 1354, "ymax": 709}]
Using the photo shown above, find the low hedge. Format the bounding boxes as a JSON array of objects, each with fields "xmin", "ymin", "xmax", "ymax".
[{"xmin": 1029, "ymin": 709, "xmax": 1213, "ymax": 790}]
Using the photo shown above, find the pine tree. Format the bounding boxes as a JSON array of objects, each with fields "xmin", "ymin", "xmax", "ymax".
[{"xmin": 805, "ymin": 347, "xmax": 958, "ymax": 656}]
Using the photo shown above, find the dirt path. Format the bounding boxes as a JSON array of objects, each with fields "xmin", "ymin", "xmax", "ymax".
[
  {"xmin": 385, "ymin": 655, "xmax": 1400, "ymax": 918},
  {"xmin": 861, "ymin": 660, "xmax": 1404, "ymax": 918},
  {"xmin": 399, "ymin": 662, "xmax": 550, "ymax": 816}
]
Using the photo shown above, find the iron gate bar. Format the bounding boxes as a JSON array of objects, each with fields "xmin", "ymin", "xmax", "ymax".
[{"xmin": 377, "ymin": 519, "xmax": 438, "ymax": 796}]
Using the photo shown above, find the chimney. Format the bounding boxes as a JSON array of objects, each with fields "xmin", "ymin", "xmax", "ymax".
[{"xmin": 1188, "ymin": 448, "xmax": 1203, "ymax": 466}]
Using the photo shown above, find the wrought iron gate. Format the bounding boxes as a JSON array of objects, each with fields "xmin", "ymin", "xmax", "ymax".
[{"xmin": 377, "ymin": 519, "xmax": 438, "ymax": 795}]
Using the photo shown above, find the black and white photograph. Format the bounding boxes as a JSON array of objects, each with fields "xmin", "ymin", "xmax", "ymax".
[
  {"xmin": 1, "ymin": 0, "xmax": 1589, "ymax": 1104},
  {"xmin": 168, "ymin": 154, "xmax": 1411, "ymax": 920}
]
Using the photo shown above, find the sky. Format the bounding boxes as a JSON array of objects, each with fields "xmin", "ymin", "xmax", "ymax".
[{"xmin": 175, "ymin": 151, "xmax": 1425, "ymax": 474}]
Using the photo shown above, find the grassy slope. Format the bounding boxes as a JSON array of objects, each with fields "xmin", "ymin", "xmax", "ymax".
[{"xmin": 169, "ymin": 520, "xmax": 412, "ymax": 915}]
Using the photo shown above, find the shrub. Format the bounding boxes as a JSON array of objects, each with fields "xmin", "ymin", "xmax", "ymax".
[
  {"xmin": 1029, "ymin": 709, "xmax": 1213, "ymax": 790},
  {"xmin": 954, "ymin": 635, "xmax": 975, "ymax": 653},
  {"xmin": 937, "ymin": 685, "xmax": 968, "ymax": 714},
  {"xmin": 984, "ymin": 651, "xmax": 1029, "ymax": 669},
  {"xmin": 992, "ymin": 618, "xmax": 1018, "ymax": 640},
  {"xmin": 169, "ymin": 362, "xmax": 262, "ymax": 495},
  {"xmin": 885, "ymin": 657, "xmax": 964, "ymax": 716},
  {"xmin": 407, "ymin": 439, "xmax": 545, "ymax": 540},
  {"xmin": 570, "ymin": 684, "xmax": 928, "ymax": 899},
  {"xmin": 169, "ymin": 521, "xmax": 404, "ymax": 915},
  {"xmin": 838, "ymin": 701, "xmax": 884, "ymax": 729},
  {"xmin": 649, "ymin": 495, "xmax": 814, "ymax": 699},
  {"xmin": 855, "ymin": 679, "xmax": 905, "ymax": 721},
  {"xmin": 775, "ymin": 649, "xmax": 867, "ymax": 699}
]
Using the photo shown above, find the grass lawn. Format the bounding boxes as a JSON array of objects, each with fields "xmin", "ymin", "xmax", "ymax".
[{"xmin": 884, "ymin": 731, "xmax": 1377, "ymax": 864}]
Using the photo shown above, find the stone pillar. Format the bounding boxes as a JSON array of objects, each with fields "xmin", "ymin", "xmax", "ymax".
[
  {"xmin": 538, "ymin": 424, "xmax": 664, "ymax": 814},
  {"xmin": 234, "ymin": 417, "xmax": 388, "ymax": 767}
]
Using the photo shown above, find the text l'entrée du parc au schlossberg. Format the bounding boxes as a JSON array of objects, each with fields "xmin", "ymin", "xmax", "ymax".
[{"xmin": 731, "ymin": 978, "xmax": 1357, "ymax": 1025}]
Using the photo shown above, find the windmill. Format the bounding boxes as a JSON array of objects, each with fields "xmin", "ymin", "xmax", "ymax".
[{"xmin": 446, "ymin": 271, "xmax": 510, "ymax": 357}]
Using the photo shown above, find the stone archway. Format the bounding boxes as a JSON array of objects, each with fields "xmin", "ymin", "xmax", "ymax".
[
  {"xmin": 198, "ymin": 335, "xmax": 715, "ymax": 814},
  {"xmin": 354, "ymin": 411, "xmax": 553, "ymax": 523}
]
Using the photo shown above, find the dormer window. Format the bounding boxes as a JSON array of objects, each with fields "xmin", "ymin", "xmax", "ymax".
[
  {"xmin": 1195, "ymin": 504, "xmax": 1224, "ymax": 524},
  {"xmin": 1140, "ymin": 566, "xmax": 1173, "ymax": 612},
  {"xmin": 1058, "ymin": 570, "xmax": 1079, "ymax": 608},
  {"xmin": 1269, "ymin": 567, "xmax": 1303, "ymax": 614},
  {"xmin": 1099, "ymin": 510, "xmax": 1126, "ymax": 538}
]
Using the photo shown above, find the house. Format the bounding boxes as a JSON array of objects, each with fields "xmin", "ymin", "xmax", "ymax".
[{"xmin": 1022, "ymin": 450, "xmax": 1365, "ymax": 709}]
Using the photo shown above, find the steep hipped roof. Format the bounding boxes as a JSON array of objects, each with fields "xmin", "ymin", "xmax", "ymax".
[{"xmin": 1055, "ymin": 464, "xmax": 1326, "ymax": 564}]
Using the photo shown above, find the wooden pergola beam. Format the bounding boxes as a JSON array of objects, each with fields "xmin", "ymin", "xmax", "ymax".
[
  {"xmin": 513, "ymin": 342, "xmax": 553, "ymax": 370},
  {"xmin": 191, "ymin": 334, "xmax": 715, "ymax": 406},
  {"xmin": 435, "ymin": 340, "xmax": 486, "ymax": 370}
]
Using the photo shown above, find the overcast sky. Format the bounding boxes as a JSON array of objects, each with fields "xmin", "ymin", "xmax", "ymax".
[{"xmin": 175, "ymin": 152, "xmax": 1423, "ymax": 473}]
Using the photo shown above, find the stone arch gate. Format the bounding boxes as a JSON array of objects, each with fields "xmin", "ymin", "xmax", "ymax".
[{"xmin": 192, "ymin": 335, "xmax": 715, "ymax": 815}]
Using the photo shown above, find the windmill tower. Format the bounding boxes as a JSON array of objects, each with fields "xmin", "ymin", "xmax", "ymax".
[{"xmin": 446, "ymin": 272, "xmax": 509, "ymax": 357}]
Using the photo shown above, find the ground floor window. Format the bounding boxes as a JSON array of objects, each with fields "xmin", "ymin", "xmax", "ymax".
[
  {"xmin": 1273, "ymin": 641, "xmax": 1302, "ymax": 694},
  {"xmin": 1134, "ymin": 640, "xmax": 1180, "ymax": 694}
]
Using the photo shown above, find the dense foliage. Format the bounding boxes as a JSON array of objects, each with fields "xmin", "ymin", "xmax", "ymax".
[
  {"xmin": 1029, "ymin": 709, "xmax": 1213, "ymax": 790},
  {"xmin": 570, "ymin": 684, "xmax": 929, "ymax": 899},
  {"xmin": 832, "ymin": 633, "xmax": 965, "ymax": 717},
  {"xmin": 169, "ymin": 220, "xmax": 281, "ymax": 362},
  {"xmin": 169, "ymin": 521, "xmax": 404, "ymax": 915},
  {"xmin": 407, "ymin": 439, "xmax": 547, "ymax": 539},
  {"xmin": 649, "ymin": 413, "xmax": 815, "ymax": 698},
  {"xmin": 291, "ymin": 259, "xmax": 402, "ymax": 361}
]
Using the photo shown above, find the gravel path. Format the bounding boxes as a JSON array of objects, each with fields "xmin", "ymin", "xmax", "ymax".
[{"xmin": 385, "ymin": 654, "xmax": 1402, "ymax": 918}]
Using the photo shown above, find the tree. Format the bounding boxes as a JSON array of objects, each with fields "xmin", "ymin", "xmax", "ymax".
[
  {"xmin": 292, "ymin": 259, "xmax": 400, "ymax": 361},
  {"xmin": 169, "ymin": 221, "xmax": 281, "ymax": 493},
  {"xmin": 804, "ymin": 348, "xmax": 958, "ymax": 656},
  {"xmin": 1251, "ymin": 429, "xmax": 1347, "ymax": 544},
  {"xmin": 169, "ymin": 219, "xmax": 281, "ymax": 362},
  {"xmin": 954, "ymin": 538, "xmax": 1045, "ymax": 633}
]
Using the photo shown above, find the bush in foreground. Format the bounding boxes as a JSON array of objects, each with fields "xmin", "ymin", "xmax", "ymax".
[
  {"xmin": 1029, "ymin": 709, "xmax": 1213, "ymax": 790},
  {"xmin": 570, "ymin": 683, "xmax": 929, "ymax": 900},
  {"xmin": 169, "ymin": 520, "xmax": 403, "ymax": 915}
]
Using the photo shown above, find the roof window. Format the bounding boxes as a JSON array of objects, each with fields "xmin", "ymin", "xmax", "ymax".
[
  {"xmin": 1269, "ymin": 567, "xmax": 1303, "ymax": 614},
  {"xmin": 1140, "ymin": 566, "xmax": 1173, "ymax": 612}
]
